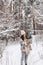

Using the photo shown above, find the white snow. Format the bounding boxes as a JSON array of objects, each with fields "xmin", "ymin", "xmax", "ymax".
[
  {"xmin": 0, "ymin": 35, "xmax": 43, "ymax": 65},
  {"xmin": 27, "ymin": 35, "xmax": 43, "ymax": 65},
  {"xmin": 1, "ymin": 43, "xmax": 21, "ymax": 65}
]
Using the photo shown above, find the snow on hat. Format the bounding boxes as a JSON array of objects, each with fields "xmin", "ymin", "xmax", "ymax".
[{"xmin": 21, "ymin": 30, "xmax": 25, "ymax": 35}]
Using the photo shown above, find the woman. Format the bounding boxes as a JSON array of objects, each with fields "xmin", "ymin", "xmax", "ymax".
[{"xmin": 20, "ymin": 30, "xmax": 32, "ymax": 65}]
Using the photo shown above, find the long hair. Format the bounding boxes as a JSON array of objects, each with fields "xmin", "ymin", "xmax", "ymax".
[{"xmin": 21, "ymin": 34, "xmax": 28, "ymax": 41}]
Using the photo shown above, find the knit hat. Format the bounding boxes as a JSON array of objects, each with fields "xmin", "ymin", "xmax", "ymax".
[{"xmin": 21, "ymin": 30, "xmax": 25, "ymax": 35}]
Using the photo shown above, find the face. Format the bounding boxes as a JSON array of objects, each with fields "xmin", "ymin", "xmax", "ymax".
[{"xmin": 24, "ymin": 33, "xmax": 26, "ymax": 39}]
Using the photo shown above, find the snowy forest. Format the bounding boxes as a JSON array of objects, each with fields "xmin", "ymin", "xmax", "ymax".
[
  {"xmin": 0, "ymin": 0, "xmax": 43, "ymax": 65},
  {"xmin": 0, "ymin": 0, "xmax": 43, "ymax": 34}
]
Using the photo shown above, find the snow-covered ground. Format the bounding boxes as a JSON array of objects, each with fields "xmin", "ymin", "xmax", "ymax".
[
  {"xmin": 27, "ymin": 35, "xmax": 43, "ymax": 65},
  {"xmin": 0, "ymin": 35, "xmax": 43, "ymax": 65}
]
